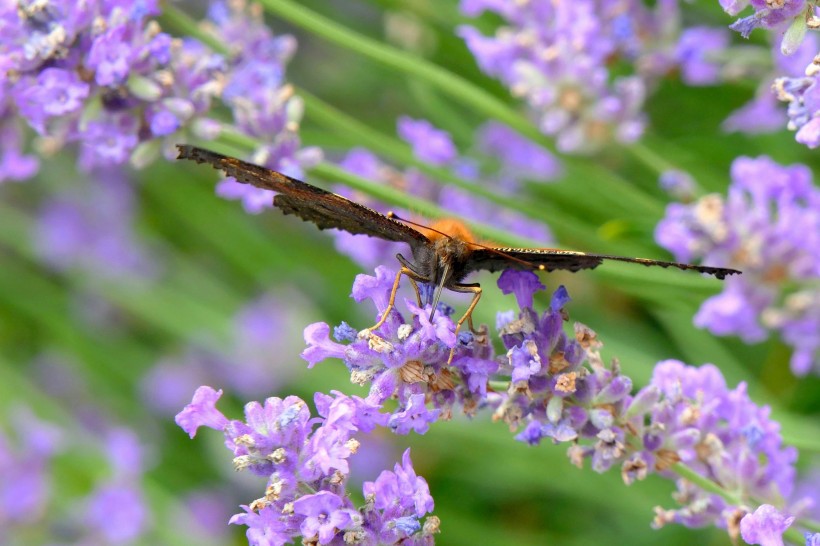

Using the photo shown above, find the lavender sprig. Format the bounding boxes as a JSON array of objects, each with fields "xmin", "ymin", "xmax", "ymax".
[
  {"xmin": 296, "ymin": 268, "xmax": 816, "ymax": 544},
  {"xmin": 2, "ymin": 0, "xmax": 320, "ymax": 191},
  {"xmin": 457, "ymin": 0, "xmax": 679, "ymax": 152},
  {"xmin": 175, "ymin": 386, "xmax": 438, "ymax": 545},
  {"xmin": 655, "ymin": 156, "xmax": 820, "ymax": 376},
  {"xmin": 711, "ymin": 0, "xmax": 820, "ymax": 146}
]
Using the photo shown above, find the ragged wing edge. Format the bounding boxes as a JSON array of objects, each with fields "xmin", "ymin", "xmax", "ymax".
[{"xmin": 175, "ymin": 144, "xmax": 430, "ymax": 248}]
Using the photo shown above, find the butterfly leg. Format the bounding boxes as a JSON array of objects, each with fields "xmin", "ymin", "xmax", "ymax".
[
  {"xmin": 366, "ymin": 266, "xmax": 428, "ymax": 334},
  {"xmin": 406, "ymin": 276, "xmax": 423, "ymax": 307},
  {"xmin": 445, "ymin": 283, "xmax": 483, "ymax": 364}
]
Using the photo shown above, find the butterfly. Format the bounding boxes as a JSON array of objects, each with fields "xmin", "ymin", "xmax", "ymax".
[{"xmin": 176, "ymin": 145, "xmax": 741, "ymax": 356}]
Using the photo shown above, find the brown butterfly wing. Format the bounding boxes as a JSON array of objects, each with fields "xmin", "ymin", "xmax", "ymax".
[
  {"xmin": 465, "ymin": 248, "xmax": 741, "ymax": 280},
  {"xmin": 176, "ymin": 145, "xmax": 429, "ymax": 249}
]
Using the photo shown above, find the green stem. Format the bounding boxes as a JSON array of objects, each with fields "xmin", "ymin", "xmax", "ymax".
[
  {"xmin": 300, "ymin": 90, "xmax": 589, "ymax": 238},
  {"xmin": 159, "ymin": 2, "xmax": 229, "ymax": 54},
  {"xmin": 671, "ymin": 462, "xmax": 742, "ymax": 505},
  {"xmin": 624, "ymin": 142, "xmax": 676, "ymax": 177}
]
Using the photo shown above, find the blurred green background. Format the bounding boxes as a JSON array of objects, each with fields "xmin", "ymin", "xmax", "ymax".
[{"xmin": 1, "ymin": 1, "xmax": 819, "ymax": 545}]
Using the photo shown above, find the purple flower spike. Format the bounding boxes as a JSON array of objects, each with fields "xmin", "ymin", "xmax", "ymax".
[
  {"xmin": 676, "ymin": 27, "xmax": 730, "ymax": 86},
  {"xmin": 397, "ymin": 117, "xmax": 457, "ymax": 166},
  {"xmin": 740, "ymin": 504, "xmax": 795, "ymax": 546},
  {"xmin": 498, "ymin": 270, "xmax": 545, "ymax": 310},
  {"xmin": 3, "ymin": 0, "xmax": 319, "ymax": 180},
  {"xmin": 655, "ymin": 155, "xmax": 820, "ymax": 375},
  {"xmin": 175, "ymin": 386, "xmax": 229, "ymax": 438},
  {"xmin": 229, "ymin": 505, "xmax": 292, "ymax": 546},
  {"xmin": 458, "ymin": 0, "xmax": 680, "ymax": 151}
]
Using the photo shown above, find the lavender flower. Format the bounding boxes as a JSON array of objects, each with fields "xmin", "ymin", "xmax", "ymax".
[
  {"xmin": 176, "ymin": 386, "xmax": 438, "ymax": 545},
  {"xmin": 724, "ymin": 0, "xmax": 808, "ymax": 45},
  {"xmin": 740, "ymin": 505, "xmax": 795, "ymax": 546},
  {"xmin": 0, "ymin": 402, "xmax": 153, "ymax": 544},
  {"xmin": 487, "ymin": 271, "xmax": 809, "ymax": 541},
  {"xmin": 676, "ymin": 27, "xmax": 730, "ymax": 86},
  {"xmin": 655, "ymin": 156, "xmax": 820, "ymax": 375},
  {"xmin": 34, "ymin": 168, "xmax": 159, "ymax": 280},
  {"xmin": 458, "ymin": 0, "xmax": 681, "ymax": 152},
  {"xmin": 707, "ymin": 0, "xmax": 820, "ymax": 141},
  {"xmin": 774, "ymin": 43, "xmax": 820, "ymax": 148},
  {"xmin": 208, "ymin": 2, "xmax": 322, "ymax": 213},
  {"xmin": 83, "ymin": 428, "xmax": 149, "ymax": 543},
  {"xmin": 303, "ymin": 265, "xmax": 498, "ymax": 429},
  {"xmin": 659, "ymin": 169, "xmax": 697, "ymax": 202},
  {"xmin": 2, "ymin": 0, "xmax": 320, "ymax": 189},
  {"xmin": 725, "ymin": 33, "xmax": 819, "ymax": 137}
]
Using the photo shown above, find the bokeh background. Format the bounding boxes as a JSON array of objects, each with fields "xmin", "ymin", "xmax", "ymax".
[{"xmin": 1, "ymin": 1, "xmax": 819, "ymax": 545}]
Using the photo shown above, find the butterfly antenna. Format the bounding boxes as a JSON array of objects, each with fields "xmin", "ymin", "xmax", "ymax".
[
  {"xmin": 429, "ymin": 262, "xmax": 450, "ymax": 322},
  {"xmin": 387, "ymin": 212, "xmax": 454, "ymax": 240}
]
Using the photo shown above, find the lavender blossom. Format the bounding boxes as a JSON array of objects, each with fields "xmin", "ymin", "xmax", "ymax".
[
  {"xmin": 740, "ymin": 505, "xmax": 795, "ymax": 546},
  {"xmin": 676, "ymin": 27, "xmax": 730, "ymax": 86},
  {"xmin": 488, "ymin": 271, "xmax": 809, "ymax": 541},
  {"xmin": 724, "ymin": 0, "xmax": 808, "ymax": 45},
  {"xmin": 83, "ymin": 429, "xmax": 149, "ymax": 543},
  {"xmin": 176, "ymin": 386, "xmax": 438, "ymax": 545},
  {"xmin": 34, "ymin": 168, "xmax": 159, "ymax": 280},
  {"xmin": 774, "ymin": 43, "xmax": 820, "ymax": 148},
  {"xmin": 708, "ymin": 0, "xmax": 820, "ymax": 141},
  {"xmin": 726, "ymin": 33, "xmax": 819, "ymax": 137},
  {"xmin": 655, "ymin": 156, "xmax": 820, "ymax": 375},
  {"xmin": 2, "ymin": 0, "xmax": 320, "ymax": 190},
  {"xmin": 457, "ymin": 0, "xmax": 681, "ymax": 152},
  {"xmin": 303, "ymin": 265, "xmax": 498, "ymax": 429},
  {"xmin": 0, "ymin": 402, "xmax": 153, "ymax": 544}
]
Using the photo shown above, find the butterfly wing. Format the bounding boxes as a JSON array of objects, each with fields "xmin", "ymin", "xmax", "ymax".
[
  {"xmin": 464, "ymin": 248, "xmax": 741, "ymax": 280},
  {"xmin": 177, "ymin": 145, "xmax": 429, "ymax": 249}
]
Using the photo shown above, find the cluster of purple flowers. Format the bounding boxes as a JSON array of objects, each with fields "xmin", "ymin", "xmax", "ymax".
[
  {"xmin": 656, "ymin": 156, "xmax": 820, "ymax": 376},
  {"xmin": 775, "ymin": 54, "xmax": 820, "ymax": 148},
  {"xmin": 332, "ymin": 118, "xmax": 557, "ymax": 270},
  {"xmin": 1, "ymin": 0, "xmax": 319, "ymax": 189},
  {"xmin": 176, "ymin": 386, "xmax": 438, "ymax": 545},
  {"xmin": 677, "ymin": 23, "xmax": 819, "ymax": 136},
  {"xmin": 457, "ymin": 0, "xmax": 682, "ymax": 152},
  {"xmin": 295, "ymin": 267, "xmax": 815, "ymax": 543},
  {"xmin": 721, "ymin": 0, "xmax": 813, "ymax": 48},
  {"xmin": 710, "ymin": 0, "xmax": 820, "ymax": 145},
  {"xmin": 303, "ymin": 265, "xmax": 499, "ymax": 431}
]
